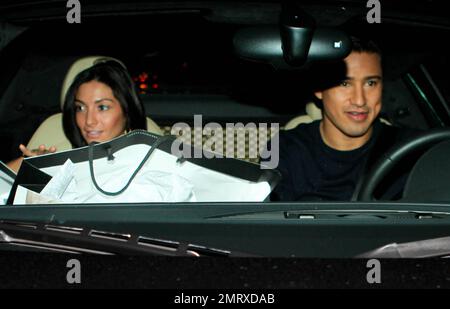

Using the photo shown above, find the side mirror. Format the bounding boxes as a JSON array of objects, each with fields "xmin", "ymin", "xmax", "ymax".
[{"xmin": 233, "ymin": 26, "xmax": 352, "ymax": 69}]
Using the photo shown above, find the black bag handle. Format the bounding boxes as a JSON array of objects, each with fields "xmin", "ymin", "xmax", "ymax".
[{"xmin": 88, "ymin": 134, "xmax": 174, "ymax": 196}]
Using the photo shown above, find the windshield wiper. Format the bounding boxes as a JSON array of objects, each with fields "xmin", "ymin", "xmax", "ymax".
[
  {"xmin": 357, "ymin": 236, "xmax": 450, "ymax": 258},
  {"xmin": 0, "ymin": 220, "xmax": 255, "ymax": 257},
  {"xmin": 207, "ymin": 209, "xmax": 450, "ymax": 220}
]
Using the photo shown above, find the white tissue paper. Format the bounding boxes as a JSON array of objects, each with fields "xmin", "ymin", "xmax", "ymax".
[
  {"xmin": 13, "ymin": 144, "xmax": 270, "ymax": 205},
  {"xmin": 14, "ymin": 158, "xmax": 196, "ymax": 204}
]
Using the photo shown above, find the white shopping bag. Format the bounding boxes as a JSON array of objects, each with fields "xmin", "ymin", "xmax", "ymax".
[{"xmin": 9, "ymin": 131, "xmax": 280, "ymax": 205}]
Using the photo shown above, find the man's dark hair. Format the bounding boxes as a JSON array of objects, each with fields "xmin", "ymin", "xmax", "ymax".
[
  {"xmin": 309, "ymin": 35, "xmax": 383, "ymax": 107},
  {"xmin": 350, "ymin": 35, "xmax": 382, "ymax": 58},
  {"xmin": 62, "ymin": 60, "xmax": 147, "ymax": 148}
]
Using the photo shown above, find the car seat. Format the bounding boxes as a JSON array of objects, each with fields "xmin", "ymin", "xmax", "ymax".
[
  {"xmin": 26, "ymin": 56, "xmax": 163, "ymax": 151},
  {"xmin": 283, "ymin": 102, "xmax": 323, "ymax": 130}
]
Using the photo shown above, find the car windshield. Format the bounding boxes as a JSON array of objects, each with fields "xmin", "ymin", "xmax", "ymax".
[{"xmin": 1, "ymin": 0, "xmax": 450, "ymax": 262}]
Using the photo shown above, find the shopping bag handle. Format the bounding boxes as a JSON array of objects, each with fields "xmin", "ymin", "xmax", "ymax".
[{"xmin": 88, "ymin": 134, "xmax": 174, "ymax": 196}]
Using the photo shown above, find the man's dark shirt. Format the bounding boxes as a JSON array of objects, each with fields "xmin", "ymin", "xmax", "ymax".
[{"xmin": 271, "ymin": 120, "xmax": 415, "ymax": 201}]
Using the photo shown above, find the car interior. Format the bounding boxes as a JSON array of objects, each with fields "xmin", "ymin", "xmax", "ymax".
[
  {"xmin": 1, "ymin": 1, "xmax": 450, "ymax": 258},
  {"xmin": 0, "ymin": 17, "xmax": 442, "ymax": 158},
  {"xmin": 27, "ymin": 55, "xmax": 164, "ymax": 151}
]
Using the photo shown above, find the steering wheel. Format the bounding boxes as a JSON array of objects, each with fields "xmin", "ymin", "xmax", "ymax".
[{"xmin": 357, "ymin": 128, "xmax": 450, "ymax": 201}]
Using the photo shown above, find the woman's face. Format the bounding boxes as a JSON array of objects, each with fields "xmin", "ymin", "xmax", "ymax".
[{"xmin": 75, "ymin": 80, "xmax": 127, "ymax": 144}]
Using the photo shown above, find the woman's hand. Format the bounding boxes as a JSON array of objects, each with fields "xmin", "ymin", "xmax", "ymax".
[
  {"xmin": 19, "ymin": 144, "xmax": 57, "ymax": 157},
  {"xmin": 7, "ymin": 144, "xmax": 58, "ymax": 173}
]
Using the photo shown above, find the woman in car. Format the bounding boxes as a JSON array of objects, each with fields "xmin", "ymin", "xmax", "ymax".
[{"xmin": 7, "ymin": 60, "xmax": 148, "ymax": 172}]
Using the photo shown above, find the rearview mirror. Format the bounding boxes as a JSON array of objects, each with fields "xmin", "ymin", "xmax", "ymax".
[{"xmin": 233, "ymin": 26, "xmax": 352, "ymax": 69}]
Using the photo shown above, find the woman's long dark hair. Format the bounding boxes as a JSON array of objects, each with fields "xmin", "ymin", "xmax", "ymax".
[{"xmin": 63, "ymin": 60, "xmax": 147, "ymax": 148}]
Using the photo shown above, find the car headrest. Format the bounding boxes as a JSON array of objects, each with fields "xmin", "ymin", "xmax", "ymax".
[
  {"xmin": 284, "ymin": 102, "xmax": 323, "ymax": 130},
  {"xmin": 60, "ymin": 56, "xmax": 126, "ymax": 110}
]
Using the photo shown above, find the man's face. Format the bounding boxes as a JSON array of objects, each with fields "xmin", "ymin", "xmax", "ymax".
[{"xmin": 315, "ymin": 51, "xmax": 382, "ymax": 148}]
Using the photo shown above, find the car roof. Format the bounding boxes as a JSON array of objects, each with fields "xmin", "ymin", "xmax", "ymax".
[{"xmin": 0, "ymin": 0, "xmax": 449, "ymax": 28}]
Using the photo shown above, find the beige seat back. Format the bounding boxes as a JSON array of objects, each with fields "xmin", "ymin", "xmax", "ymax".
[
  {"xmin": 26, "ymin": 56, "xmax": 163, "ymax": 150},
  {"xmin": 284, "ymin": 102, "xmax": 323, "ymax": 130}
]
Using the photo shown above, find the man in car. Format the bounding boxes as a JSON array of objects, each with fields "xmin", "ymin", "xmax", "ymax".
[{"xmin": 271, "ymin": 36, "xmax": 415, "ymax": 201}]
